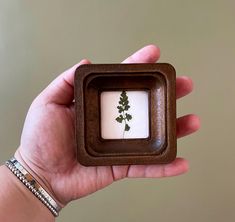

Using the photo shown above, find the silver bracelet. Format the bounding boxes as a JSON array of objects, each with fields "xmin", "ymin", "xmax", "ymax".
[{"xmin": 5, "ymin": 158, "xmax": 61, "ymax": 217}]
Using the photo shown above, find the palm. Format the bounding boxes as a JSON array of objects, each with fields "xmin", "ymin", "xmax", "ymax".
[
  {"xmin": 17, "ymin": 102, "xmax": 120, "ymax": 204},
  {"xmin": 15, "ymin": 45, "xmax": 200, "ymax": 206}
]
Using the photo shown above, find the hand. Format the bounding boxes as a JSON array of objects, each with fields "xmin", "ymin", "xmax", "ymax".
[{"xmin": 15, "ymin": 45, "xmax": 200, "ymax": 206}]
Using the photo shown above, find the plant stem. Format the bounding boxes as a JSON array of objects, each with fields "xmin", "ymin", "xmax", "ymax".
[{"xmin": 122, "ymin": 110, "xmax": 126, "ymax": 139}]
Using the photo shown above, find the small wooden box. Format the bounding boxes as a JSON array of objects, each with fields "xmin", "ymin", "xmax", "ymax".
[{"xmin": 74, "ymin": 63, "xmax": 176, "ymax": 166}]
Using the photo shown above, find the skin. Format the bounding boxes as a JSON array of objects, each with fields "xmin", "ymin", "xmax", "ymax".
[{"xmin": 0, "ymin": 45, "xmax": 200, "ymax": 221}]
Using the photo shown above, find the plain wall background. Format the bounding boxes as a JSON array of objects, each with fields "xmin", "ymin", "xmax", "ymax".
[{"xmin": 0, "ymin": 1, "xmax": 235, "ymax": 221}]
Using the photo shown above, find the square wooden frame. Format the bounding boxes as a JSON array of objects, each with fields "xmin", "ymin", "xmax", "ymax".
[{"xmin": 75, "ymin": 63, "xmax": 176, "ymax": 166}]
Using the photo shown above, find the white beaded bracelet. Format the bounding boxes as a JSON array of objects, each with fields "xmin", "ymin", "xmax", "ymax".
[{"xmin": 5, "ymin": 158, "xmax": 61, "ymax": 217}]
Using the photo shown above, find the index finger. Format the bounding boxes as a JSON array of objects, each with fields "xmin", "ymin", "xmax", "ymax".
[{"xmin": 122, "ymin": 45, "xmax": 161, "ymax": 63}]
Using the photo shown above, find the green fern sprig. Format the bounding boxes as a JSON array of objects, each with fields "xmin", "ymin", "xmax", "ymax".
[{"xmin": 115, "ymin": 91, "xmax": 132, "ymax": 138}]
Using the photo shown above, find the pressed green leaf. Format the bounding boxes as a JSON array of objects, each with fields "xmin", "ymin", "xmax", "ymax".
[
  {"xmin": 123, "ymin": 101, "xmax": 128, "ymax": 106},
  {"xmin": 116, "ymin": 91, "xmax": 132, "ymax": 136},
  {"xmin": 121, "ymin": 91, "xmax": 126, "ymax": 97},
  {"xmin": 126, "ymin": 114, "xmax": 132, "ymax": 121},
  {"xmin": 116, "ymin": 117, "xmax": 123, "ymax": 123},
  {"xmin": 124, "ymin": 105, "xmax": 130, "ymax": 111},
  {"xmin": 125, "ymin": 124, "xmax": 130, "ymax": 131}
]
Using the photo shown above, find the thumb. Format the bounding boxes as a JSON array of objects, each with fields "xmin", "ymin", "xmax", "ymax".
[{"xmin": 36, "ymin": 59, "xmax": 91, "ymax": 105}]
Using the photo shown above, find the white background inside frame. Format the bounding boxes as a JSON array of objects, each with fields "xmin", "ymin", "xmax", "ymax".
[{"xmin": 100, "ymin": 90, "xmax": 149, "ymax": 139}]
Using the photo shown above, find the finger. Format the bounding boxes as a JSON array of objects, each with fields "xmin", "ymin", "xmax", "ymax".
[
  {"xmin": 37, "ymin": 59, "xmax": 91, "ymax": 105},
  {"xmin": 127, "ymin": 158, "xmax": 188, "ymax": 178},
  {"xmin": 176, "ymin": 76, "xmax": 193, "ymax": 99},
  {"xmin": 122, "ymin": 44, "xmax": 160, "ymax": 63},
  {"xmin": 177, "ymin": 114, "xmax": 200, "ymax": 138}
]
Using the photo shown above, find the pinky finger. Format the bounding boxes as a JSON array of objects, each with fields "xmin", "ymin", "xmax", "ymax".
[
  {"xmin": 127, "ymin": 158, "xmax": 189, "ymax": 178},
  {"xmin": 177, "ymin": 114, "xmax": 200, "ymax": 138}
]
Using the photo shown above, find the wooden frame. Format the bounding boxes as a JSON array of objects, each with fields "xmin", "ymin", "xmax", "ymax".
[{"xmin": 74, "ymin": 63, "xmax": 176, "ymax": 166}]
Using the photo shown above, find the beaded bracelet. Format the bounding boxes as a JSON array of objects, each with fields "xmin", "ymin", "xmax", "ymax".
[{"xmin": 5, "ymin": 158, "xmax": 61, "ymax": 217}]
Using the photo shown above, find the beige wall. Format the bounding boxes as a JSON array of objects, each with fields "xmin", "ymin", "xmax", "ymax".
[{"xmin": 1, "ymin": 1, "xmax": 235, "ymax": 221}]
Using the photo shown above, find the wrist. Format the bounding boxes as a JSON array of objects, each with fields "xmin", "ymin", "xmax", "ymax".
[
  {"xmin": 6, "ymin": 157, "xmax": 61, "ymax": 216},
  {"xmin": 0, "ymin": 165, "xmax": 54, "ymax": 222},
  {"xmin": 14, "ymin": 149, "xmax": 65, "ymax": 209}
]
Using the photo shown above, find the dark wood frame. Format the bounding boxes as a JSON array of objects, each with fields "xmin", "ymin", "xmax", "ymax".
[{"xmin": 75, "ymin": 63, "xmax": 176, "ymax": 166}]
